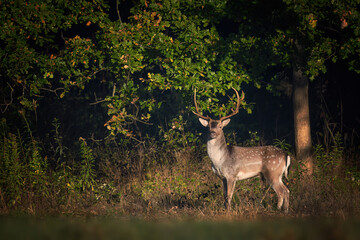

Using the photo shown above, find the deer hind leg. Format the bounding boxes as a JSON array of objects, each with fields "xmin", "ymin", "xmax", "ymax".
[
  {"xmin": 271, "ymin": 182, "xmax": 284, "ymax": 210},
  {"xmin": 271, "ymin": 180, "xmax": 290, "ymax": 212},
  {"xmin": 282, "ymin": 182, "xmax": 290, "ymax": 213}
]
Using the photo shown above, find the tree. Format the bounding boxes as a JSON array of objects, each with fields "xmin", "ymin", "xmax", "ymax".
[
  {"xmin": 224, "ymin": 0, "xmax": 360, "ymax": 174},
  {"xmin": 292, "ymin": 40, "xmax": 313, "ymax": 173},
  {"xmin": 282, "ymin": 0, "xmax": 360, "ymax": 173}
]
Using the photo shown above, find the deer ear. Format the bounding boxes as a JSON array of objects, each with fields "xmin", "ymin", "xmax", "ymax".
[
  {"xmin": 199, "ymin": 118, "xmax": 209, "ymax": 127},
  {"xmin": 221, "ymin": 119, "xmax": 231, "ymax": 127}
]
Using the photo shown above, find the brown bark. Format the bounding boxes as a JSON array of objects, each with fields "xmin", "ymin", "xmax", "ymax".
[{"xmin": 292, "ymin": 42, "xmax": 314, "ymax": 174}]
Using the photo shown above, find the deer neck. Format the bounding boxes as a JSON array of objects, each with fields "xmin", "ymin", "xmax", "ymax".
[{"xmin": 207, "ymin": 133, "xmax": 229, "ymax": 167}]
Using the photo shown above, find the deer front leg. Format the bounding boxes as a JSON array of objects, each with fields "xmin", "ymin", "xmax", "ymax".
[
  {"xmin": 222, "ymin": 178, "xmax": 228, "ymax": 209},
  {"xmin": 223, "ymin": 178, "xmax": 236, "ymax": 211}
]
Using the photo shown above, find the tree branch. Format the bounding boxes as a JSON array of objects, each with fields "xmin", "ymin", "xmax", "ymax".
[
  {"xmin": 116, "ymin": 0, "xmax": 123, "ymax": 26},
  {"xmin": 39, "ymin": 87, "xmax": 64, "ymax": 96},
  {"xmin": 89, "ymin": 99, "xmax": 108, "ymax": 105},
  {"xmin": 1, "ymin": 83, "xmax": 14, "ymax": 113}
]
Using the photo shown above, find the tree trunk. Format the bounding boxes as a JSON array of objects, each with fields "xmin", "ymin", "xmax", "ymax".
[{"xmin": 292, "ymin": 41, "xmax": 314, "ymax": 174}]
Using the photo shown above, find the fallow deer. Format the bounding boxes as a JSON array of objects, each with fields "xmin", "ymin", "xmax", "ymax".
[{"xmin": 193, "ymin": 88, "xmax": 290, "ymax": 212}]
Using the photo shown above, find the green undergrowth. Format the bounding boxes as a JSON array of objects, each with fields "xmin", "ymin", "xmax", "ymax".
[{"xmin": 1, "ymin": 119, "xmax": 360, "ymax": 220}]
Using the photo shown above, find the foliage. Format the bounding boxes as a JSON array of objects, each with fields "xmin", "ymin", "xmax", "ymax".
[
  {"xmin": 2, "ymin": 0, "xmax": 360, "ymax": 144},
  {"xmin": 49, "ymin": 118, "xmax": 67, "ymax": 165},
  {"xmin": 273, "ymin": 138, "xmax": 292, "ymax": 154},
  {"xmin": 288, "ymin": 132, "xmax": 360, "ymax": 216},
  {"xmin": 0, "ymin": 119, "xmax": 50, "ymax": 211},
  {"xmin": 0, "ymin": 0, "xmax": 108, "ymax": 111},
  {"xmin": 243, "ymin": 131, "xmax": 261, "ymax": 147},
  {"xmin": 0, "ymin": 128, "xmax": 25, "ymax": 207},
  {"xmin": 28, "ymin": 140, "xmax": 49, "ymax": 197},
  {"xmin": 312, "ymin": 132, "xmax": 359, "ymax": 189},
  {"xmin": 314, "ymin": 132, "xmax": 343, "ymax": 177},
  {"xmin": 0, "ymin": 119, "xmax": 99, "ymax": 213},
  {"xmin": 1, "ymin": 0, "xmax": 254, "ymax": 142},
  {"xmin": 140, "ymin": 170, "xmax": 200, "ymax": 206},
  {"xmin": 223, "ymin": 0, "xmax": 360, "ymax": 96},
  {"xmin": 0, "ymin": 114, "xmax": 359, "ymax": 218},
  {"xmin": 78, "ymin": 138, "xmax": 96, "ymax": 192},
  {"xmin": 282, "ymin": 0, "xmax": 360, "ymax": 75},
  {"xmin": 98, "ymin": 0, "xmax": 252, "ymax": 140},
  {"xmin": 159, "ymin": 115, "xmax": 201, "ymax": 150}
]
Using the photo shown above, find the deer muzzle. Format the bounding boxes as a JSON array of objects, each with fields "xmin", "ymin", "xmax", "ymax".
[{"xmin": 209, "ymin": 131, "xmax": 217, "ymax": 139}]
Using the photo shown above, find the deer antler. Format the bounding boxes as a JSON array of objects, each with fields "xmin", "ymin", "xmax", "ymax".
[
  {"xmin": 192, "ymin": 88, "xmax": 211, "ymax": 120},
  {"xmin": 192, "ymin": 88, "xmax": 244, "ymax": 121},
  {"xmin": 219, "ymin": 88, "xmax": 245, "ymax": 121}
]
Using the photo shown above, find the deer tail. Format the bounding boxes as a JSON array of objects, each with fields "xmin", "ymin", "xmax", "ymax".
[{"xmin": 284, "ymin": 155, "xmax": 291, "ymax": 180}]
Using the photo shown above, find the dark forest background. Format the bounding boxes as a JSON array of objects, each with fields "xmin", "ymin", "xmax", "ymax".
[{"xmin": 1, "ymin": 0, "xmax": 360, "ymax": 219}]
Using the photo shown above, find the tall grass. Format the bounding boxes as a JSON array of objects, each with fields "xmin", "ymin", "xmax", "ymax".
[{"xmin": 1, "ymin": 118, "xmax": 359, "ymax": 219}]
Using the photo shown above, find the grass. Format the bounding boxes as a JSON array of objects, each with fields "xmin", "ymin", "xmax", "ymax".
[
  {"xmin": 1, "ymin": 136, "xmax": 360, "ymax": 239},
  {"xmin": 56, "ymin": 143, "xmax": 359, "ymax": 221},
  {"xmin": 1, "ymin": 131, "xmax": 360, "ymax": 221}
]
